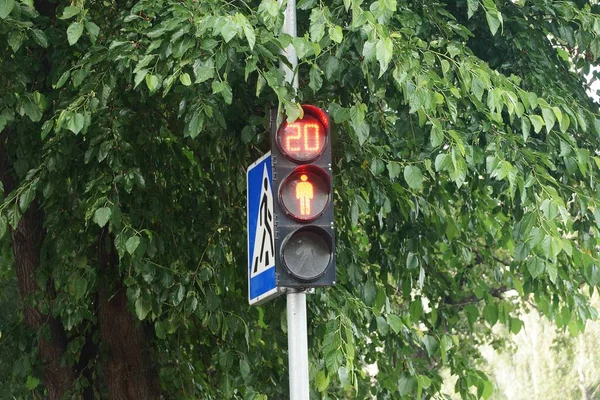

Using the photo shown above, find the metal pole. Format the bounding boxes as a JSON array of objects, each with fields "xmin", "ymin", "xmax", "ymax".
[
  {"xmin": 278, "ymin": 1, "xmax": 309, "ymax": 399},
  {"xmin": 280, "ymin": 0, "xmax": 299, "ymax": 90},
  {"xmin": 287, "ymin": 290, "xmax": 309, "ymax": 399}
]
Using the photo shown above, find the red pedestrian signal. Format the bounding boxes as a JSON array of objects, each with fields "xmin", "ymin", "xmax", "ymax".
[
  {"xmin": 271, "ymin": 105, "xmax": 335, "ymax": 288},
  {"xmin": 279, "ymin": 166, "xmax": 330, "ymax": 221}
]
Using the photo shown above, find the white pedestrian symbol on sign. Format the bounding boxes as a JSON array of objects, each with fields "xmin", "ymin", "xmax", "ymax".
[{"xmin": 251, "ymin": 164, "xmax": 274, "ymax": 277}]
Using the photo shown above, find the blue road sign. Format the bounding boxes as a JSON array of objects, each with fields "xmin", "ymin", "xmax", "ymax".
[{"xmin": 247, "ymin": 152, "xmax": 283, "ymax": 305}]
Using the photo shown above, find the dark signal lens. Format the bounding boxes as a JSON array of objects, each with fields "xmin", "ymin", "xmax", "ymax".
[
  {"xmin": 282, "ymin": 228, "xmax": 332, "ymax": 282},
  {"xmin": 277, "ymin": 115, "xmax": 327, "ymax": 162},
  {"xmin": 279, "ymin": 167, "xmax": 330, "ymax": 221}
]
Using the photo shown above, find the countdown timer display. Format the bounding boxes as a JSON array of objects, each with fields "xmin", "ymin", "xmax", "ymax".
[{"xmin": 276, "ymin": 114, "xmax": 327, "ymax": 162}]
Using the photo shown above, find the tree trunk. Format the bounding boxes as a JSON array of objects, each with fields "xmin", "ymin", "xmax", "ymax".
[
  {"xmin": 0, "ymin": 141, "xmax": 74, "ymax": 399},
  {"xmin": 576, "ymin": 335, "xmax": 590, "ymax": 400},
  {"xmin": 97, "ymin": 230, "xmax": 161, "ymax": 399}
]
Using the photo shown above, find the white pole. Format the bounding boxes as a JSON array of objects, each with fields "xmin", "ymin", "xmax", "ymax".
[
  {"xmin": 279, "ymin": 0, "xmax": 299, "ymax": 90},
  {"xmin": 287, "ymin": 290, "xmax": 309, "ymax": 399},
  {"xmin": 278, "ymin": 0, "xmax": 309, "ymax": 399}
]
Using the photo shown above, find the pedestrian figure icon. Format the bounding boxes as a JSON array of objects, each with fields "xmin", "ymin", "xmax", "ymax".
[
  {"xmin": 296, "ymin": 174, "xmax": 313, "ymax": 216},
  {"xmin": 294, "ymin": 244, "xmax": 315, "ymax": 277},
  {"xmin": 251, "ymin": 164, "xmax": 275, "ymax": 277}
]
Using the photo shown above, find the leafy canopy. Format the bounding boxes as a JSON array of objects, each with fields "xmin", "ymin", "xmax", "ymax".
[{"xmin": 1, "ymin": 0, "xmax": 600, "ymax": 398}]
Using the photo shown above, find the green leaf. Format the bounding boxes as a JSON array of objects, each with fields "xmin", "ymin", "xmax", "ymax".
[
  {"xmin": 60, "ymin": 5, "xmax": 81, "ymax": 20},
  {"xmin": 514, "ymin": 242, "xmax": 530, "ymax": 262},
  {"xmin": 135, "ymin": 296, "xmax": 152, "ymax": 320},
  {"xmin": 7, "ymin": 206, "xmax": 21, "ymax": 229},
  {"xmin": 375, "ymin": 37, "xmax": 393, "ymax": 77},
  {"xmin": 220, "ymin": 17, "xmax": 238, "ymax": 43},
  {"xmin": 8, "ymin": 31, "xmax": 24, "ymax": 52},
  {"xmin": 56, "ymin": 71, "xmax": 70, "ymax": 88},
  {"xmin": 179, "ymin": 73, "xmax": 192, "ymax": 86},
  {"xmin": 467, "ymin": 0, "xmax": 478, "ymax": 18},
  {"xmin": 0, "ymin": 215, "xmax": 7, "ymax": 239},
  {"xmin": 258, "ymin": 0, "xmax": 279, "ymax": 29},
  {"xmin": 19, "ymin": 187, "xmax": 35, "ymax": 212},
  {"xmin": 212, "ymin": 81, "xmax": 233, "ymax": 104},
  {"xmin": 134, "ymin": 69, "xmax": 148, "ymax": 89},
  {"xmin": 329, "ymin": 25, "xmax": 343, "ymax": 43},
  {"xmin": 72, "ymin": 276, "xmax": 88, "ymax": 300},
  {"xmin": 85, "ymin": 21, "xmax": 100, "ymax": 44},
  {"xmin": 67, "ymin": 21, "xmax": 84, "ymax": 46},
  {"xmin": 145, "ymin": 74, "xmax": 160, "ymax": 93},
  {"xmin": 309, "ymin": 8, "xmax": 325, "ymax": 42},
  {"xmin": 0, "ymin": 109, "xmax": 13, "ymax": 132},
  {"xmin": 542, "ymin": 234, "xmax": 561, "ymax": 261},
  {"xmin": 193, "ymin": 58, "xmax": 215, "ymax": 83},
  {"xmin": 30, "ymin": 29, "xmax": 48, "ymax": 48},
  {"xmin": 510, "ymin": 318, "xmax": 523, "ymax": 335},
  {"xmin": 126, "ymin": 236, "xmax": 141, "ymax": 255},
  {"xmin": 315, "ymin": 370, "xmax": 330, "ymax": 392},
  {"xmin": 187, "ymin": 112, "xmax": 204, "ymax": 139},
  {"xmin": 172, "ymin": 284, "xmax": 185, "ymax": 306},
  {"xmin": 309, "ymin": 65, "xmax": 323, "ymax": 92},
  {"xmin": 577, "ymin": 148, "xmax": 590, "ymax": 176},
  {"xmin": 585, "ymin": 264, "xmax": 600, "ymax": 286},
  {"xmin": 387, "ymin": 314, "xmax": 403, "ymax": 334},
  {"xmin": 407, "ymin": 252, "xmax": 419, "ymax": 269},
  {"xmin": 23, "ymin": 101, "xmax": 42, "ymax": 122},
  {"xmin": 350, "ymin": 201, "xmax": 359, "ymax": 227},
  {"xmin": 484, "ymin": 9, "xmax": 502, "ymax": 36},
  {"xmin": 387, "ymin": 162, "xmax": 401, "ymax": 180},
  {"xmin": 435, "ymin": 154, "xmax": 451, "ymax": 172},
  {"xmin": 93, "ymin": 207, "xmax": 111, "ymax": 228},
  {"xmin": 430, "ymin": 119, "xmax": 443, "ymax": 147},
  {"xmin": 376, "ymin": 316, "xmax": 389, "ymax": 336},
  {"xmin": 284, "ymin": 101, "xmax": 303, "ymax": 123},
  {"xmin": 529, "ymin": 115, "xmax": 544, "ymax": 133},
  {"xmin": 235, "ymin": 13, "xmax": 256, "ymax": 50},
  {"xmin": 240, "ymin": 358, "xmax": 251, "ymax": 380},
  {"xmin": 404, "ymin": 165, "xmax": 424, "ymax": 190},
  {"xmin": 527, "ymin": 257, "xmax": 545, "ymax": 279},
  {"xmin": 483, "ymin": 302, "xmax": 498, "ymax": 326},
  {"xmin": 0, "ymin": 0, "xmax": 15, "ymax": 19},
  {"xmin": 67, "ymin": 113, "xmax": 85, "ymax": 134},
  {"xmin": 552, "ymin": 106, "xmax": 562, "ymax": 124},
  {"xmin": 546, "ymin": 262, "xmax": 558, "ymax": 283},
  {"xmin": 594, "ymin": 118, "xmax": 600, "ymax": 136},
  {"xmin": 155, "ymin": 321, "xmax": 166, "ymax": 339},
  {"xmin": 541, "ymin": 107, "xmax": 555, "ymax": 133},
  {"xmin": 325, "ymin": 56, "xmax": 339, "ymax": 79},
  {"xmin": 560, "ymin": 113, "xmax": 570, "ymax": 133},
  {"xmin": 481, "ymin": 380, "xmax": 493, "ymax": 399},
  {"xmin": 423, "ymin": 335, "xmax": 438, "ymax": 356},
  {"xmin": 398, "ymin": 375, "xmax": 416, "ymax": 396},
  {"xmin": 25, "ymin": 375, "xmax": 40, "ymax": 390},
  {"xmin": 521, "ymin": 117, "xmax": 530, "ymax": 142},
  {"xmin": 370, "ymin": 159, "xmax": 385, "ymax": 176},
  {"xmin": 351, "ymin": 121, "xmax": 369, "ymax": 145}
]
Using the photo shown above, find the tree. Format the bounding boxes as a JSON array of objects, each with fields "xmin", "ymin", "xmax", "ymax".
[{"xmin": 1, "ymin": 0, "xmax": 600, "ymax": 398}]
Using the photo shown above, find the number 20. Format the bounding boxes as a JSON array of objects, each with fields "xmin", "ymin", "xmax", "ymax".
[{"xmin": 286, "ymin": 123, "xmax": 320, "ymax": 152}]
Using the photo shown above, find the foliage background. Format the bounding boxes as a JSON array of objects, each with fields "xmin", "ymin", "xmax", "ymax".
[{"xmin": 1, "ymin": 0, "xmax": 600, "ymax": 398}]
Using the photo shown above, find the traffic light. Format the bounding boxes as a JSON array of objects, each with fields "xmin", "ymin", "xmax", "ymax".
[{"xmin": 271, "ymin": 105, "xmax": 335, "ymax": 288}]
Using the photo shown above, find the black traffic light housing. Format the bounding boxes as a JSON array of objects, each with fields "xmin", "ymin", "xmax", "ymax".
[{"xmin": 271, "ymin": 105, "xmax": 335, "ymax": 288}]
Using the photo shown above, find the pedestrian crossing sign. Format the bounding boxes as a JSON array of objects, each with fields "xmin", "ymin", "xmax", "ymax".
[{"xmin": 247, "ymin": 152, "xmax": 283, "ymax": 305}]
